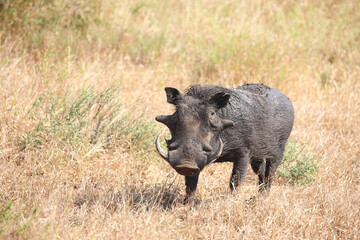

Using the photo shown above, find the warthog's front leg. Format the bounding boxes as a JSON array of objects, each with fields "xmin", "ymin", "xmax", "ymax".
[
  {"xmin": 184, "ymin": 175, "xmax": 199, "ymax": 204},
  {"xmin": 230, "ymin": 152, "xmax": 249, "ymax": 192}
]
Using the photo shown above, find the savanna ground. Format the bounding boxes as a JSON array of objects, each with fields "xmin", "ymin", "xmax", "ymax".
[{"xmin": 0, "ymin": 0, "xmax": 359, "ymax": 239}]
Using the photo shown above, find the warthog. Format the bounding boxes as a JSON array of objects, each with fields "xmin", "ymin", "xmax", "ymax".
[{"xmin": 155, "ymin": 84, "xmax": 294, "ymax": 202}]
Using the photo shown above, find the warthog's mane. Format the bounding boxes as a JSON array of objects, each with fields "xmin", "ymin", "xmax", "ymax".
[
  {"xmin": 184, "ymin": 84, "xmax": 232, "ymax": 102},
  {"xmin": 184, "ymin": 84, "xmax": 271, "ymax": 103}
]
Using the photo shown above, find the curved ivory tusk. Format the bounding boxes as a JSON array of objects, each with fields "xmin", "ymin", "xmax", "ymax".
[
  {"xmin": 209, "ymin": 138, "xmax": 224, "ymax": 163},
  {"xmin": 155, "ymin": 134, "xmax": 169, "ymax": 162}
]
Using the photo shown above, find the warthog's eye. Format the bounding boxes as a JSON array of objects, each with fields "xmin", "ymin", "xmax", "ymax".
[
  {"xmin": 210, "ymin": 111, "xmax": 215, "ymax": 116},
  {"xmin": 167, "ymin": 141, "xmax": 179, "ymax": 151}
]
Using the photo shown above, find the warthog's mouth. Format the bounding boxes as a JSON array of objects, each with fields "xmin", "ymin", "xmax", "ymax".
[{"xmin": 174, "ymin": 164, "xmax": 200, "ymax": 176}]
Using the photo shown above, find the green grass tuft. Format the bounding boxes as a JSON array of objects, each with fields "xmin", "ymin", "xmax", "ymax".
[
  {"xmin": 20, "ymin": 87, "xmax": 158, "ymax": 159},
  {"xmin": 0, "ymin": 202, "xmax": 33, "ymax": 237},
  {"xmin": 277, "ymin": 141, "xmax": 318, "ymax": 186}
]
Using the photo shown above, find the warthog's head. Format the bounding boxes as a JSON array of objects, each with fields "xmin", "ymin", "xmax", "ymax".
[{"xmin": 155, "ymin": 87, "xmax": 234, "ymax": 176}]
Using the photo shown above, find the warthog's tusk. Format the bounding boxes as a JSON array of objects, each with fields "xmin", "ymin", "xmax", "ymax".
[{"xmin": 155, "ymin": 133, "xmax": 169, "ymax": 162}]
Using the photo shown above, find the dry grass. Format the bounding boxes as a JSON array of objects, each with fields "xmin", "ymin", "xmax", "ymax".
[{"xmin": 1, "ymin": 0, "xmax": 360, "ymax": 239}]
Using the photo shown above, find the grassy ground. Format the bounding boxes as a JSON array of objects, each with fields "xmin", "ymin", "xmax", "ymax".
[{"xmin": 1, "ymin": 0, "xmax": 359, "ymax": 239}]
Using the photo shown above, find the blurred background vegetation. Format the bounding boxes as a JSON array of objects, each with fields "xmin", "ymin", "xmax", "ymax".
[{"xmin": 2, "ymin": 0, "xmax": 359, "ymax": 85}]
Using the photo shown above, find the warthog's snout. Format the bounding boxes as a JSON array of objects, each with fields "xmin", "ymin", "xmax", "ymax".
[{"xmin": 174, "ymin": 163, "xmax": 200, "ymax": 176}]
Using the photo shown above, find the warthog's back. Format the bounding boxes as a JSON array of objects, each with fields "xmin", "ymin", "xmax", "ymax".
[{"xmin": 219, "ymin": 84, "xmax": 294, "ymax": 160}]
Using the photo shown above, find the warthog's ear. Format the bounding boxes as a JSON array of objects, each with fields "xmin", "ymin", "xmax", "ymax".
[
  {"xmin": 210, "ymin": 92, "xmax": 230, "ymax": 109},
  {"xmin": 165, "ymin": 87, "xmax": 182, "ymax": 105}
]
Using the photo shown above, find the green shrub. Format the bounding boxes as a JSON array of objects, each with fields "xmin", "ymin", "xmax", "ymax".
[
  {"xmin": 0, "ymin": 0, "xmax": 101, "ymax": 35},
  {"xmin": 0, "ymin": 0, "xmax": 102, "ymax": 54},
  {"xmin": 277, "ymin": 141, "xmax": 318, "ymax": 186},
  {"xmin": 20, "ymin": 87, "xmax": 158, "ymax": 157}
]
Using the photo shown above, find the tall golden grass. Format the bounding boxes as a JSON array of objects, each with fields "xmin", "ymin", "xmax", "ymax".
[{"xmin": 1, "ymin": 0, "xmax": 359, "ymax": 239}]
